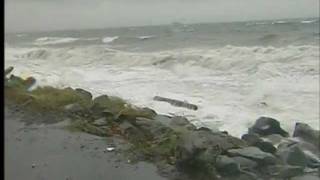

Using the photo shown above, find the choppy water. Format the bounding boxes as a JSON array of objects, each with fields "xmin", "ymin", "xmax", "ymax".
[{"xmin": 5, "ymin": 18, "xmax": 320, "ymax": 137}]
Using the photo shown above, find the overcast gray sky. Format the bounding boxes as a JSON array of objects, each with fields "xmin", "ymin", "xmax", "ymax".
[{"xmin": 5, "ymin": 0, "xmax": 319, "ymax": 32}]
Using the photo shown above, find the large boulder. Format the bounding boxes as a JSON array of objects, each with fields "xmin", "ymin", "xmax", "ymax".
[
  {"xmin": 241, "ymin": 133, "xmax": 277, "ymax": 154},
  {"xmin": 277, "ymin": 143, "xmax": 308, "ymax": 168},
  {"xmin": 227, "ymin": 147, "xmax": 277, "ymax": 165},
  {"xmin": 215, "ymin": 155, "xmax": 241, "ymax": 176},
  {"xmin": 175, "ymin": 129, "xmax": 246, "ymax": 180},
  {"xmin": 248, "ymin": 117, "xmax": 289, "ymax": 137},
  {"xmin": 231, "ymin": 156, "xmax": 258, "ymax": 170},
  {"xmin": 293, "ymin": 123, "xmax": 320, "ymax": 149}
]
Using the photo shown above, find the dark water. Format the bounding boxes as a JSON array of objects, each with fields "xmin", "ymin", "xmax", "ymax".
[{"xmin": 5, "ymin": 17, "xmax": 319, "ymax": 52}]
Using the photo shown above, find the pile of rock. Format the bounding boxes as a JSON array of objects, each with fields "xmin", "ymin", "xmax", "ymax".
[{"xmin": 4, "ymin": 67, "xmax": 320, "ymax": 180}]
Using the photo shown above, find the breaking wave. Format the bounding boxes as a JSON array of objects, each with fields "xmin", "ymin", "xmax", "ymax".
[
  {"xmin": 34, "ymin": 37, "xmax": 79, "ymax": 45},
  {"xmin": 102, "ymin": 36, "xmax": 119, "ymax": 43},
  {"xmin": 5, "ymin": 44, "xmax": 319, "ymax": 137}
]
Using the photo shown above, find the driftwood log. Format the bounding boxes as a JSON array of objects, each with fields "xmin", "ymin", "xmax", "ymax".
[{"xmin": 153, "ymin": 96, "xmax": 198, "ymax": 110}]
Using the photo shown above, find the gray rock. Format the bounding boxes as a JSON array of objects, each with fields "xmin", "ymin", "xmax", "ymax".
[
  {"xmin": 231, "ymin": 156, "xmax": 258, "ymax": 170},
  {"xmin": 277, "ymin": 144, "xmax": 308, "ymax": 168},
  {"xmin": 5, "ymin": 66, "xmax": 14, "ymax": 76},
  {"xmin": 255, "ymin": 141, "xmax": 277, "ymax": 154},
  {"xmin": 248, "ymin": 117, "xmax": 289, "ymax": 137},
  {"xmin": 228, "ymin": 147, "xmax": 277, "ymax": 165},
  {"xmin": 134, "ymin": 117, "xmax": 172, "ymax": 139},
  {"xmin": 153, "ymin": 114, "xmax": 172, "ymax": 126},
  {"xmin": 262, "ymin": 134, "xmax": 284, "ymax": 146},
  {"xmin": 303, "ymin": 150, "xmax": 320, "ymax": 168},
  {"xmin": 241, "ymin": 133, "xmax": 262, "ymax": 145},
  {"xmin": 291, "ymin": 174, "xmax": 320, "ymax": 180},
  {"xmin": 216, "ymin": 155, "xmax": 241, "ymax": 176},
  {"xmin": 92, "ymin": 117, "xmax": 108, "ymax": 126},
  {"xmin": 175, "ymin": 129, "xmax": 246, "ymax": 179},
  {"xmin": 170, "ymin": 116, "xmax": 197, "ymax": 131},
  {"xmin": 266, "ymin": 165, "xmax": 304, "ymax": 179},
  {"xmin": 64, "ymin": 103, "xmax": 85, "ymax": 113},
  {"xmin": 75, "ymin": 88, "xmax": 92, "ymax": 101},
  {"xmin": 293, "ymin": 123, "xmax": 320, "ymax": 150}
]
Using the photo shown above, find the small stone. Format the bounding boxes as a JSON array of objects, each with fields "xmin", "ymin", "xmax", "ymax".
[{"xmin": 32, "ymin": 163, "xmax": 36, "ymax": 168}]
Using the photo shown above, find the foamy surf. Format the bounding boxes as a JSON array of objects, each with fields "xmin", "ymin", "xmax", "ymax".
[
  {"xmin": 138, "ymin": 35, "xmax": 156, "ymax": 40},
  {"xmin": 5, "ymin": 44, "xmax": 319, "ymax": 137},
  {"xmin": 102, "ymin": 36, "xmax": 119, "ymax": 43},
  {"xmin": 34, "ymin": 37, "xmax": 79, "ymax": 45}
]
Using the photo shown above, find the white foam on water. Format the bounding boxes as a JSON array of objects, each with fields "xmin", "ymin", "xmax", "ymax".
[
  {"xmin": 137, "ymin": 35, "xmax": 156, "ymax": 40},
  {"xmin": 34, "ymin": 37, "xmax": 79, "ymax": 45},
  {"xmin": 5, "ymin": 45, "xmax": 319, "ymax": 137}
]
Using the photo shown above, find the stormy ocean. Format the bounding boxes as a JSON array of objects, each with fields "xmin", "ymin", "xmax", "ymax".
[{"xmin": 5, "ymin": 17, "xmax": 319, "ymax": 137}]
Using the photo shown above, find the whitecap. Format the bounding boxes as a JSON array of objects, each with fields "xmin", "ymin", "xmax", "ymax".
[
  {"xmin": 102, "ymin": 36, "xmax": 119, "ymax": 43},
  {"xmin": 34, "ymin": 37, "xmax": 79, "ymax": 45}
]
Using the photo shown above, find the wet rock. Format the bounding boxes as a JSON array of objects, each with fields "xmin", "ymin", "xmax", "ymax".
[
  {"xmin": 118, "ymin": 121, "xmax": 148, "ymax": 142},
  {"xmin": 277, "ymin": 144, "xmax": 308, "ymax": 168},
  {"xmin": 262, "ymin": 134, "xmax": 284, "ymax": 146},
  {"xmin": 266, "ymin": 165, "xmax": 304, "ymax": 179},
  {"xmin": 92, "ymin": 117, "xmax": 108, "ymax": 126},
  {"xmin": 255, "ymin": 141, "xmax": 277, "ymax": 154},
  {"xmin": 5, "ymin": 66, "xmax": 14, "ymax": 76},
  {"xmin": 248, "ymin": 117, "xmax": 289, "ymax": 137},
  {"xmin": 153, "ymin": 114, "xmax": 172, "ymax": 126},
  {"xmin": 169, "ymin": 116, "xmax": 197, "ymax": 131},
  {"xmin": 175, "ymin": 129, "xmax": 245, "ymax": 180},
  {"xmin": 291, "ymin": 174, "xmax": 320, "ymax": 180},
  {"xmin": 75, "ymin": 88, "xmax": 92, "ymax": 101},
  {"xmin": 134, "ymin": 117, "xmax": 172, "ymax": 139},
  {"xmin": 293, "ymin": 123, "xmax": 320, "ymax": 149},
  {"xmin": 69, "ymin": 120, "xmax": 111, "ymax": 137},
  {"xmin": 216, "ymin": 155, "xmax": 241, "ymax": 176},
  {"xmin": 241, "ymin": 133, "xmax": 262, "ymax": 145},
  {"xmin": 231, "ymin": 156, "xmax": 258, "ymax": 170},
  {"xmin": 64, "ymin": 103, "xmax": 85, "ymax": 114},
  {"xmin": 303, "ymin": 150, "xmax": 320, "ymax": 168},
  {"xmin": 227, "ymin": 147, "xmax": 277, "ymax": 165}
]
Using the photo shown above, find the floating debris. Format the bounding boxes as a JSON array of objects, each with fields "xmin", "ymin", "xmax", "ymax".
[{"xmin": 153, "ymin": 96, "xmax": 198, "ymax": 110}]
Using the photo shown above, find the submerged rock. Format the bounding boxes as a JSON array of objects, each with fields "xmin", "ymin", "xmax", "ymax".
[{"xmin": 248, "ymin": 117, "xmax": 289, "ymax": 137}]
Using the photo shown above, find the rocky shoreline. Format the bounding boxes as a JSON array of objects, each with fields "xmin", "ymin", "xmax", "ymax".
[{"xmin": 4, "ymin": 67, "xmax": 320, "ymax": 180}]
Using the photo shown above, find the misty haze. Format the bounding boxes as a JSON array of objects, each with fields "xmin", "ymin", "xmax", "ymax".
[{"xmin": 4, "ymin": 1, "xmax": 320, "ymax": 180}]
